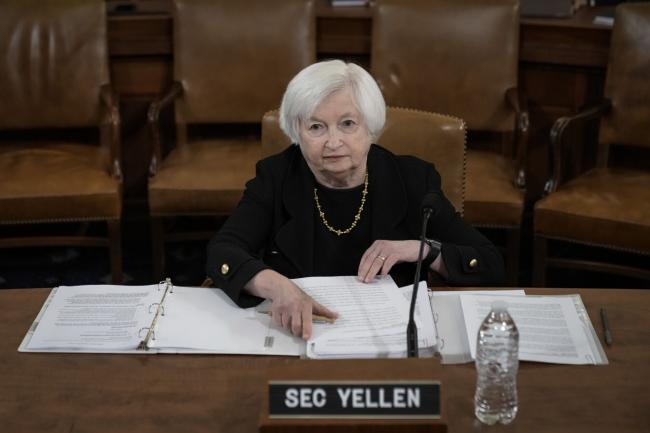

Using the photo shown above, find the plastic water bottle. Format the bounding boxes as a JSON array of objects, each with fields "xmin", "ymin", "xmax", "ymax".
[{"xmin": 474, "ymin": 300, "xmax": 519, "ymax": 425}]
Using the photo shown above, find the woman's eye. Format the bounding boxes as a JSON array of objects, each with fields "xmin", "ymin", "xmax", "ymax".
[
  {"xmin": 340, "ymin": 119, "xmax": 358, "ymax": 131},
  {"xmin": 308, "ymin": 123, "xmax": 323, "ymax": 131}
]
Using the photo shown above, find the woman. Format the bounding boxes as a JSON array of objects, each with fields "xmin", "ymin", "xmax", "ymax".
[{"xmin": 206, "ymin": 60, "xmax": 504, "ymax": 340}]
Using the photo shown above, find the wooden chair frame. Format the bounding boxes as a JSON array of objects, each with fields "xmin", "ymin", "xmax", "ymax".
[
  {"xmin": 533, "ymin": 100, "xmax": 650, "ymax": 285},
  {"xmin": 0, "ymin": 85, "xmax": 123, "ymax": 283}
]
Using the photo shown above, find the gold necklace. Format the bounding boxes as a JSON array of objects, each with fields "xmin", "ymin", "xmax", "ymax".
[{"xmin": 313, "ymin": 171, "xmax": 368, "ymax": 236}]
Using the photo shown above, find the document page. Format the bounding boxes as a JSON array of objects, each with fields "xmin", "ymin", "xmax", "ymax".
[
  {"xmin": 296, "ymin": 276, "xmax": 408, "ymax": 336},
  {"xmin": 460, "ymin": 294, "xmax": 607, "ymax": 365},
  {"xmin": 430, "ymin": 290, "xmax": 525, "ymax": 364},
  {"xmin": 295, "ymin": 276, "xmax": 435, "ymax": 358},
  {"xmin": 26, "ymin": 285, "xmax": 160, "ymax": 351},
  {"xmin": 152, "ymin": 286, "xmax": 303, "ymax": 356}
]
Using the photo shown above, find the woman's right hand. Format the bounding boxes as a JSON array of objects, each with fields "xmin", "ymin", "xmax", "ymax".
[{"xmin": 245, "ymin": 269, "xmax": 338, "ymax": 340}]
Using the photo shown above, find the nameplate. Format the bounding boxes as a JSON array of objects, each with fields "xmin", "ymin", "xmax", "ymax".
[{"xmin": 268, "ymin": 380, "xmax": 440, "ymax": 419}]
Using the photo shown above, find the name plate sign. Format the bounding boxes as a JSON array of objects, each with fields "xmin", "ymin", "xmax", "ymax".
[{"xmin": 268, "ymin": 381, "xmax": 440, "ymax": 419}]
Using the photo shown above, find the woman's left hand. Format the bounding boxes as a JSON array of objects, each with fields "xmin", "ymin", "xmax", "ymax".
[{"xmin": 357, "ymin": 239, "xmax": 425, "ymax": 283}]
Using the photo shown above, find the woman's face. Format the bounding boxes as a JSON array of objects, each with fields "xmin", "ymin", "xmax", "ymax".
[{"xmin": 298, "ymin": 87, "xmax": 372, "ymax": 188}]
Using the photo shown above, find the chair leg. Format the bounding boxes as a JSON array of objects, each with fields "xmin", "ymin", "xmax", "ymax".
[
  {"xmin": 107, "ymin": 219, "xmax": 123, "ymax": 284},
  {"xmin": 505, "ymin": 229, "xmax": 520, "ymax": 286},
  {"xmin": 532, "ymin": 236, "xmax": 547, "ymax": 287},
  {"xmin": 151, "ymin": 216, "xmax": 165, "ymax": 282}
]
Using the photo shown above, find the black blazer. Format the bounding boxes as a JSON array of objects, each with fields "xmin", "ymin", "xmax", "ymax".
[{"xmin": 206, "ymin": 145, "xmax": 504, "ymax": 307}]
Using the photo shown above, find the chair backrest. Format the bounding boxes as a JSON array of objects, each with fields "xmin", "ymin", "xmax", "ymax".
[
  {"xmin": 0, "ymin": 0, "xmax": 109, "ymax": 129},
  {"xmin": 262, "ymin": 107, "xmax": 467, "ymax": 214},
  {"xmin": 173, "ymin": 0, "xmax": 316, "ymax": 125},
  {"xmin": 600, "ymin": 3, "xmax": 650, "ymax": 152},
  {"xmin": 371, "ymin": 0, "xmax": 518, "ymax": 132}
]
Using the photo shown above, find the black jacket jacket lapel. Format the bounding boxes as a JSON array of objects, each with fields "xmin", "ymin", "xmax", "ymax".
[
  {"xmin": 274, "ymin": 151, "xmax": 315, "ymax": 276},
  {"xmin": 368, "ymin": 145, "xmax": 409, "ymax": 241}
]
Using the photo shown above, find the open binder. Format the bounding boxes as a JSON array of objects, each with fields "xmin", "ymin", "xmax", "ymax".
[
  {"xmin": 431, "ymin": 290, "xmax": 608, "ymax": 365},
  {"xmin": 20, "ymin": 279, "xmax": 303, "ymax": 355}
]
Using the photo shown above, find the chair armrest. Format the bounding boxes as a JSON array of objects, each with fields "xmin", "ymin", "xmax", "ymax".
[
  {"xmin": 544, "ymin": 100, "xmax": 612, "ymax": 195},
  {"xmin": 147, "ymin": 81, "xmax": 183, "ymax": 176},
  {"xmin": 99, "ymin": 84, "xmax": 122, "ymax": 181},
  {"xmin": 505, "ymin": 87, "xmax": 530, "ymax": 190}
]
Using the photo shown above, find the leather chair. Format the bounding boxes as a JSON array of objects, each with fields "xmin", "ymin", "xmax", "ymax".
[
  {"xmin": 262, "ymin": 107, "xmax": 467, "ymax": 220},
  {"xmin": 533, "ymin": 3, "xmax": 650, "ymax": 285},
  {"xmin": 148, "ymin": 0, "xmax": 315, "ymax": 280},
  {"xmin": 0, "ymin": 0, "xmax": 123, "ymax": 282},
  {"xmin": 371, "ymin": 0, "xmax": 528, "ymax": 285}
]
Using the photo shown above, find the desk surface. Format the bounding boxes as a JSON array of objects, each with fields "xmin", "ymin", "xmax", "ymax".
[{"xmin": 1, "ymin": 288, "xmax": 648, "ymax": 433}]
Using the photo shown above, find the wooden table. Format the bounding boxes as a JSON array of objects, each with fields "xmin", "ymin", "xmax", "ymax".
[{"xmin": 1, "ymin": 287, "xmax": 648, "ymax": 432}]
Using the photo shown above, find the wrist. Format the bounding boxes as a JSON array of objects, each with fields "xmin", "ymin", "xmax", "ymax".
[
  {"xmin": 246, "ymin": 269, "xmax": 284, "ymax": 300},
  {"xmin": 423, "ymin": 238, "xmax": 441, "ymax": 269}
]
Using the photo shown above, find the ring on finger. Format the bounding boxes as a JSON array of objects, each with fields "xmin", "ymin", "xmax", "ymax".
[{"xmin": 376, "ymin": 255, "xmax": 387, "ymax": 261}]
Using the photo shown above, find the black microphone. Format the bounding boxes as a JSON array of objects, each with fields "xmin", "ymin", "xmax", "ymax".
[{"xmin": 407, "ymin": 193, "xmax": 441, "ymax": 358}]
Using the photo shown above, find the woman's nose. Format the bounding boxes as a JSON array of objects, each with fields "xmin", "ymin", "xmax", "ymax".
[{"xmin": 325, "ymin": 127, "xmax": 343, "ymax": 148}]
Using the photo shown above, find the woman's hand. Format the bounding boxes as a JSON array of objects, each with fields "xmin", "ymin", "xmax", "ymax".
[
  {"xmin": 357, "ymin": 239, "xmax": 430, "ymax": 283},
  {"xmin": 245, "ymin": 269, "xmax": 338, "ymax": 340}
]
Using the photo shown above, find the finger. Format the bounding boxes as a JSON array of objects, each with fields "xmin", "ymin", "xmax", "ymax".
[
  {"xmin": 271, "ymin": 307, "xmax": 283, "ymax": 328},
  {"xmin": 290, "ymin": 309, "xmax": 303, "ymax": 337},
  {"xmin": 313, "ymin": 300, "xmax": 338, "ymax": 319},
  {"xmin": 362, "ymin": 256, "xmax": 380, "ymax": 282},
  {"xmin": 357, "ymin": 243, "xmax": 380, "ymax": 280},
  {"xmin": 357, "ymin": 257, "xmax": 371, "ymax": 281},
  {"xmin": 363, "ymin": 254, "xmax": 386, "ymax": 283},
  {"xmin": 281, "ymin": 311, "xmax": 291, "ymax": 330},
  {"xmin": 301, "ymin": 304, "xmax": 312, "ymax": 340},
  {"xmin": 381, "ymin": 255, "xmax": 398, "ymax": 276}
]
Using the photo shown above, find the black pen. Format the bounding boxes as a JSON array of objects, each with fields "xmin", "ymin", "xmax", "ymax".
[{"xmin": 600, "ymin": 307, "xmax": 612, "ymax": 346}]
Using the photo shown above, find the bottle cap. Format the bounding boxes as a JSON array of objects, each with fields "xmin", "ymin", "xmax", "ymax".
[{"xmin": 491, "ymin": 300, "xmax": 507, "ymax": 311}]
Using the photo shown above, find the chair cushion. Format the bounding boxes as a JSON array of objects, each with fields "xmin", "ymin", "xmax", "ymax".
[
  {"xmin": 464, "ymin": 150, "xmax": 524, "ymax": 227},
  {"xmin": 148, "ymin": 139, "xmax": 261, "ymax": 216},
  {"xmin": 535, "ymin": 168, "xmax": 650, "ymax": 253},
  {"xmin": 0, "ymin": 143, "xmax": 121, "ymax": 223}
]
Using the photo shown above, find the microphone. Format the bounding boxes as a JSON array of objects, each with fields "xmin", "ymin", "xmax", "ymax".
[{"xmin": 407, "ymin": 193, "xmax": 442, "ymax": 358}]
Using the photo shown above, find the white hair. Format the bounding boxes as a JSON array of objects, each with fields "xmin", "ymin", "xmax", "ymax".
[{"xmin": 279, "ymin": 60, "xmax": 386, "ymax": 144}]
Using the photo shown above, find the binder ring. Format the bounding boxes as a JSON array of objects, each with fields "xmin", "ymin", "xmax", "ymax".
[
  {"xmin": 139, "ymin": 278, "xmax": 174, "ymax": 350},
  {"xmin": 137, "ymin": 327, "xmax": 156, "ymax": 349},
  {"xmin": 148, "ymin": 303, "xmax": 165, "ymax": 316},
  {"xmin": 158, "ymin": 277, "xmax": 174, "ymax": 293}
]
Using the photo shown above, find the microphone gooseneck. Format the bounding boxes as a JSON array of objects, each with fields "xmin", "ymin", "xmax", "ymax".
[{"xmin": 407, "ymin": 193, "xmax": 441, "ymax": 358}]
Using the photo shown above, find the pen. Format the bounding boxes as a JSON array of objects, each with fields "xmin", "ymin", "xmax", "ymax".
[
  {"xmin": 257, "ymin": 310, "xmax": 337, "ymax": 324},
  {"xmin": 600, "ymin": 307, "xmax": 612, "ymax": 346}
]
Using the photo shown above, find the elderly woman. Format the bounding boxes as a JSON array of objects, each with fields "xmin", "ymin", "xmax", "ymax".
[{"xmin": 207, "ymin": 60, "xmax": 504, "ymax": 339}]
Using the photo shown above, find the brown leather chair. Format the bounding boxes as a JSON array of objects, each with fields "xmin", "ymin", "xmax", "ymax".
[
  {"xmin": 147, "ymin": 0, "xmax": 316, "ymax": 280},
  {"xmin": 371, "ymin": 0, "xmax": 528, "ymax": 285},
  {"xmin": 262, "ymin": 107, "xmax": 467, "ymax": 219},
  {"xmin": 0, "ymin": 0, "xmax": 123, "ymax": 282},
  {"xmin": 533, "ymin": 3, "xmax": 650, "ymax": 285}
]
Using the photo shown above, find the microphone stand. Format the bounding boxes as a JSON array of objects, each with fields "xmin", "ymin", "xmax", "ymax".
[{"xmin": 407, "ymin": 207, "xmax": 433, "ymax": 358}]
